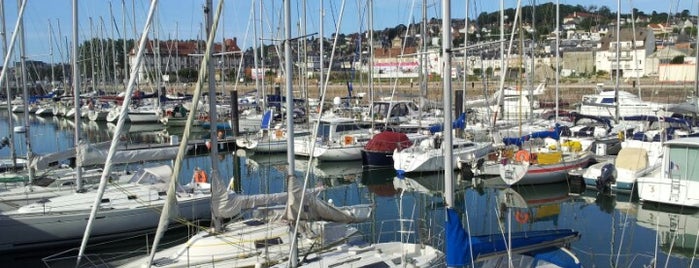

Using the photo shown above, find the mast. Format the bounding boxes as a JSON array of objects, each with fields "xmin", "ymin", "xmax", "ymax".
[
  {"xmin": 72, "ymin": 0, "xmax": 83, "ymax": 191},
  {"xmin": 420, "ymin": 0, "xmax": 427, "ymax": 124},
  {"xmin": 529, "ymin": 0, "xmax": 536, "ymax": 120},
  {"xmin": 368, "ymin": 0, "xmax": 374, "ymax": 130},
  {"xmin": 204, "ymin": 0, "xmax": 222, "ymax": 231},
  {"xmin": 18, "ymin": 0, "xmax": 33, "ymax": 183},
  {"xmin": 251, "ymin": 0, "xmax": 261, "ymax": 108},
  {"xmin": 498, "ymin": 0, "xmax": 505, "ymax": 117},
  {"xmin": 555, "ymin": 0, "xmax": 559, "ymax": 122},
  {"xmin": 443, "ymin": 0, "xmax": 454, "ymax": 209},
  {"xmin": 0, "ymin": 0, "xmax": 16, "ymax": 167},
  {"xmin": 49, "ymin": 20, "xmax": 55, "ymax": 87},
  {"xmin": 318, "ymin": 0, "xmax": 324, "ymax": 107},
  {"xmin": 283, "ymin": 0, "xmax": 299, "ymax": 264},
  {"xmin": 614, "ymin": 0, "xmax": 620, "ymax": 122}
]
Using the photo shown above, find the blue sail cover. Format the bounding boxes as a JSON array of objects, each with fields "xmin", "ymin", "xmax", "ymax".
[
  {"xmin": 502, "ymin": 124, "xmax": 562, "ymax": 146},
  {"xmin": 428, "ymin": 113, "xmax": 466, "ymax": 134},
  {"xmin": 446, "ymin": 208, "xmax": 580, "ymax": 267},
  {"xmin": 261, "ymin": 110, "xmax": 273, "ymax": 129}
]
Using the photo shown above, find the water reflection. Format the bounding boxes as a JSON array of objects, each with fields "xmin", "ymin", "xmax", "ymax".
[
  {"xmin": 636, "ymin": 204, "xmax": 699, "ymax": 260},
  {"xmin": 498, "ymin": 182, "xmax": 573, "ymax": 225}
]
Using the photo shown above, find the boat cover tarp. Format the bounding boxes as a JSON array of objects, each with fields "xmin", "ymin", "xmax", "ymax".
[
  {"xmin": 503, "ymin": 124, "xmax": 561, "ymax": 147},
  {"xmin": 429, "ymin": 113, "xmax": 466, "ymax": 134},
  {"xmin": 363, "ymin": 131, "xmax": 412, "ymax": 152},
  {"xmin": 572, "ymin": 112, "xmax": 612, "ymax": 133},
  {"xmin": 261, "ymin": 109, "xmax": 273, "ymax": 129},
  {"xmin": 446, "ymin": 208, "xmax": 580, "ymax": 266},
  {"xmin": 615, "ymin": 147, "xmax": 648, "ymax": 171},
  {"xmin": 30, "ymin": 141, "xmax": 183, "ymax": 171}
]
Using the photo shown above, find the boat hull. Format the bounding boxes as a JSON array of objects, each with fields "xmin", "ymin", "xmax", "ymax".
[
  {"xmin": 0, "ymin": 198, "xmax": 211, "ymax": 252},
  {"xmin": 500, "ymin": 152, "xmax": 592, "ymax": 185},
  {"xmin": 361, "ymin": 150, "xmax": 394, "ymax": 167}
]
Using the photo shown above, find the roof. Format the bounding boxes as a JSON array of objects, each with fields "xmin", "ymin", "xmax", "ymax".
[{"xmin": 664, "ymin": 137, "xmax": 699, "ymax": 147}]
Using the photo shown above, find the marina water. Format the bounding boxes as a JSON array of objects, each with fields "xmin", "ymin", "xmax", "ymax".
[{"xmin": 1, "ymin": 112, "xmax": 697, "ymax": 267}]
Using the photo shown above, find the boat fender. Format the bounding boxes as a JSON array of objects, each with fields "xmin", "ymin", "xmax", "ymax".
[
  {"xmin": 617, "ymin": 131, "xmax": 625, "ymax": 142},
  {"xmin": 515, "ymin": 210, "xmax": 530, "ymax": 224},
  {"xmin": 596, "ymin": 163, "xmax": 616, "ymax": 193}
]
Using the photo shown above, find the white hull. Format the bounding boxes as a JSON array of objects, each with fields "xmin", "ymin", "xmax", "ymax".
[
  {"xmin": 121, "ymin": 219, "xmax": 359, "ymax": 268},
  {"xmin": 0, "ymin": 198, "xmax": 210, "ymax": 252},
  {"xmin": 394, "ymin": 138, "xmax": 493, "ymax": 173},
  {"xmin": 272, "ymin": 242, "xmax": 444, "ymax": 268},
  {"xmin": 128, "ymin": 112, "xmax": 160, "ymax": 123},
  {"xmin": 499, "ymin": 151, "xmax": 592, "ymax": 185}
]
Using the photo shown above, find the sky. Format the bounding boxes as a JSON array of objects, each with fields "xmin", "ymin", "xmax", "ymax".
[{"xmin": 1, "ymin": 0, "xmax": 697, "ymax": 64}]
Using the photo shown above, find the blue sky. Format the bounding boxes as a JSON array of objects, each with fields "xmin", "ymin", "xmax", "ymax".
[{"xmin": 1, "ymin": 0, "xmax": 697, "ymax": 64}]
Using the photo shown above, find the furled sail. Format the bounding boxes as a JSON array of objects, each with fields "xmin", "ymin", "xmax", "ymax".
[{"xmin": 284, "ymin": 175, "xmax": 371, "ymax": 223}]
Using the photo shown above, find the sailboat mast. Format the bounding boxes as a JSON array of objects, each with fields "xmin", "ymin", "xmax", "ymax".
[
  {"xmin": 205, "ymin": 0, "xmax": 221, "ymax": 181},
  {"xmin": 0, "ymin": 0, "xmax": 16, "ymax": 167},
  {"xmin": 498, "ymin": 0, "xmax": 505, "ymax": 117},
  {"xmin": 72, "ymin": 0, "xmax": 83, "ymax": 190},
  {"xmin": 252, "ymin": 0, "xmax": 260, "ymax": 107},
  {"xmin": 443, "ymin": 0, "xmax": 454, "ymax": 208},
  {"xmin": 420, "ymin": 0, "xmax": 427, "ymax": 124},
  {"xmin": 282, "ymin": 0, "xmax": 300, "ymax": 265},
  {"xmin": 555, "ymin": 0, "xmax": 559, "ymax": 122},
  {"xmin": 318, "ymin": 0, "xmax": 324, "ymax": 107},
  {"xmin": 368, "ymin": 0, "xmax": 374, "ymax": 130},
  {"xmin": 18, "ymin": 0, "xmax": 33, "ymax": 183},
  {"xmin": 49, "ymin": 20, "xmax": 55, "ymax": 87},
  {"xmin": 614, "ymin": 0, "xmax": 620, "ymax": 121}
]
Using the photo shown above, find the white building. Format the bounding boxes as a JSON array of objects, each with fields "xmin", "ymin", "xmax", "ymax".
[{"xmin": 594, "ymin": 28, "xmax": 655, "ymax": 78}]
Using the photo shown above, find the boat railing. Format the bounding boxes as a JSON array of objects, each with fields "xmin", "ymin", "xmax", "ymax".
[{"xmin": 376, "ymin": 218, "xmax": 445, "ymax": 250}]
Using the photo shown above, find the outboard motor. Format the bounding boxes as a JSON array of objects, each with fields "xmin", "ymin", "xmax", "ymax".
[{"xmin": 596, "ymin": 163, "xmax": 617, "ymax": 193}]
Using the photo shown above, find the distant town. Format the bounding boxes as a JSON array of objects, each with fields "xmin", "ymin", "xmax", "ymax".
[{"xmin": 2, "ymin": 3, "xmax": 697, "ymax": 95}]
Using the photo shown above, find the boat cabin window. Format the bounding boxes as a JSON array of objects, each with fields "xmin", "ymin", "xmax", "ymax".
[
  {"xmin": 254, "ymin": 237, "xmax": 283, "ymax": 249},
  {"xmin": 601, "ymin": 98, "xmax": 614, "ymax": 104},
  {"xmin": 358, "ymin": 262, "xmax": 391, "ymax": 268},
  {"xmin": 372, "ymin": 103, "xmax": 390, "ymax": 118},
  {"xmin": 668, "ymin": 146, "xmax": 699, "ymax": 182}
]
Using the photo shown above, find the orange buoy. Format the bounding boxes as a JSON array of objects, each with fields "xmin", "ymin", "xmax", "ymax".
[
  {"xmin": 515, "ymin": 210, "xmax": 530, "ymax": 224},
  {"xmin": 514, "ymin": 149, "xmax": 531, "ymax": 162}
]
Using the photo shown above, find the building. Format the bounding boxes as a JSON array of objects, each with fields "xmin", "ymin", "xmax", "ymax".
[
  {"xmin": 128, "ymin": 38, "xmax": 242, "ymax": 84},
  {"xmin": 595, "ymin": 28, "xmax": 655, "ymax": 78}
]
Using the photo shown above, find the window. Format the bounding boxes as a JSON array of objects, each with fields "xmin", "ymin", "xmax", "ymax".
[
  {"xmin": 668, "ymin": 146, "xmax": 699, "ymax": 182},
  {"xmin": 254, "ymin": 237, "xmax": 283, "ymax": 249}
]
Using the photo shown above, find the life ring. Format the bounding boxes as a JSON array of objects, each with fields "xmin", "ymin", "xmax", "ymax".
[
  {"xmin": 514, "ymin": 150, "xmax": 531, "ymax": 162},
  {"xmin": 515, "ymin": 210, "xmax": 530, "ymax": 224},
  {"xmin": 343, "ymin": 135, "xmax": 355, "ymax": 145},
  {"xmin": 194, "ymin": 169, "xmax": 208, "ymax": 183}
]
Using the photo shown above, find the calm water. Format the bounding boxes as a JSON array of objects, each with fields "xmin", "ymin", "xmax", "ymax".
[{"xmin": 1, "ymin": 112, "xmax": 698, "ymax": 268}]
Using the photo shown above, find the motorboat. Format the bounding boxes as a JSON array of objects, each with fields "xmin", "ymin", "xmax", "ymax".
[{"xmin": 637, "ymin": 137, "xmax": 699, "ymax": 208}]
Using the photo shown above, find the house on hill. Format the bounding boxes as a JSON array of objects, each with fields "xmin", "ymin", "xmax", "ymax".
[{"xmin": 595, "ymin": 28, "xmax": 655, "ymax": 78}]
